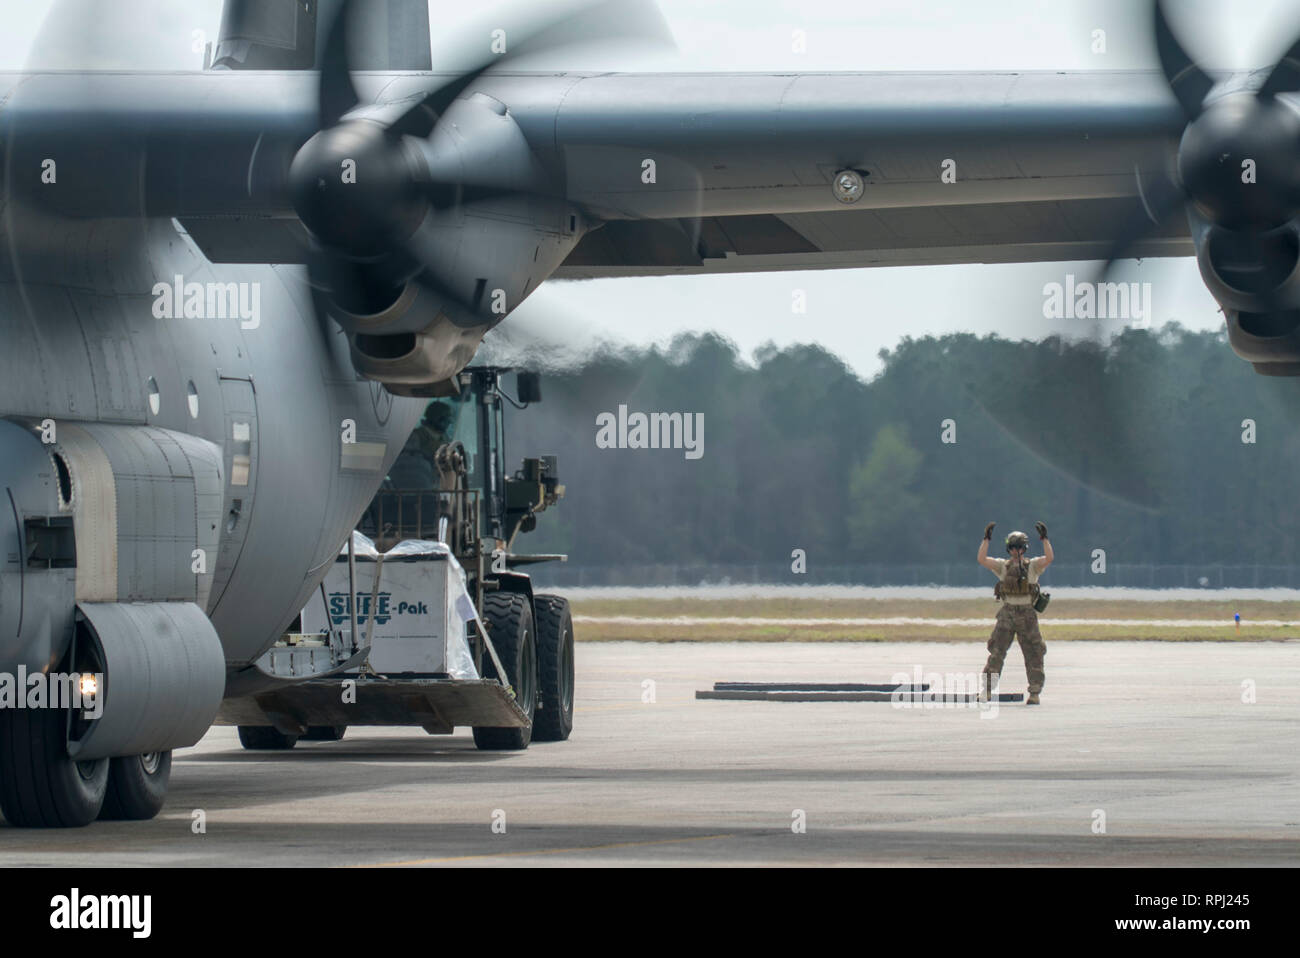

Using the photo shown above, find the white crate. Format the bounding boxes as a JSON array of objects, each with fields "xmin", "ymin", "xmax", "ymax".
[{"xmin": 301, "ymin": 533, "xmax": 478, "ymax": 678}]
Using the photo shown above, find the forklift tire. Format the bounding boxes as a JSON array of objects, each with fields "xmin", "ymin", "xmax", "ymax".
[
  {"xmin": 99, "ymin": 752, "xmax": 172, "ymax": 820},
  {"xmin": 473, "ymin": 592, "xmax": 537, "ymax": 751},
  {"xmin": 532, "ymin": 595, "xmax": 575, "ymax": 742},
  {"xmin": 237, "ymin": 726, "xmax": 299, "ymax": 750},
  {"xmin": 302, "ymin": 726, "xmax": 347, "ymax": 742}
]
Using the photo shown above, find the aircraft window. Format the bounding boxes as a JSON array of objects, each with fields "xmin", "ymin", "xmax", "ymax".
[
  {"xmin": 146, "ymin": 377, "xmax": 160, "ymax": 416},
  {"xmin": 187, "ymin": 381, "xmax": 199, "ymax": 419},
  {"xmin": 231, "ymin": 422, "xmax": 252, "ymax": 486}
]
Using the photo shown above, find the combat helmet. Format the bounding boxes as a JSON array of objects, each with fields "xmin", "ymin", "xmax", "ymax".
[
  {"xmin": 423, "ymin": 401, "xmax": 454, "ymax": 431},
  {"xmin": 1005, "ymin": 530, "xmax": 1030, "ymax": 553}
]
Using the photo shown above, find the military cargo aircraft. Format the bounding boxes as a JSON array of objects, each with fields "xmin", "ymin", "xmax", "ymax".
[{"xmin": 0, "ymin": 0, "xmax": 1294, "ymax": 826}]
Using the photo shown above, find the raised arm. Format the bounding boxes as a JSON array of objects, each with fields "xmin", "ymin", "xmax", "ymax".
[
  {"xmin": 1035, "ymin": 521, "xmax": 1054, "ymax": 569},
  {"xmin": 978, "ymin": 522, "xmax": 1002, "ymax": 572}
]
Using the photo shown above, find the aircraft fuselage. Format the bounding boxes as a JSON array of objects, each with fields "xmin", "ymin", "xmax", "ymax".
[{"xmin": 0, "ymin": 215, "xmax": 422, "ymax": 676}]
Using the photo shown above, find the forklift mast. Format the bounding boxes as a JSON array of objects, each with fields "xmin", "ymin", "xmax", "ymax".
[
  {"xmin": 458, "ymin": 366, "xmax": 561, "ymax": 547},
  {"xmin": 468, "ymin": 367, "xmax": 508, "ymax": 543}
]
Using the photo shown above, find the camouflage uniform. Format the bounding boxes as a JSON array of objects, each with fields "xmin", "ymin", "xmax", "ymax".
[
  {"xmin": 983, "ymin": 556, "xmax": 1046, "ymax": 695},
  {"xmin": 385, "ymin": 402, "xmax": 453, "ymax": 489},
  {"xmin": 413, "ymin": 401, "xmax": 454, "ymax": 458}
]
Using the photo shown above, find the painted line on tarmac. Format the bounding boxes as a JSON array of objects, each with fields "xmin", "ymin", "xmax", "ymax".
[
  {"xmin": 355, "ymin": 833, "xmax": 735, "ymax": 866},
  {"xmin": 574, "ymin": 616, "xmax": 1299, "ymax": 628}
]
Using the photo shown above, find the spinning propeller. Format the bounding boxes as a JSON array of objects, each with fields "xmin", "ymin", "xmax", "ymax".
[
  {"xmin": 1101, "ymin": 0, "xmax": 1300, "ymax": 309},
  {"xmin": 290, "ymin": 0, "xmax": 674, "ymax": 323},
  {"xmin": 968, "ymin": 0, "xmax": 1300, "ymax": 511}
]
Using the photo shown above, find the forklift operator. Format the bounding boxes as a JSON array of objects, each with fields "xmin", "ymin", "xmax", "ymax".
[{"xmin": 387, "ymin": 401, "xmax": 456, "ymax": 489}]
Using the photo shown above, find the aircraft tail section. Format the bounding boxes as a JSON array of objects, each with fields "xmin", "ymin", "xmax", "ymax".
[{"xmin": 213, "ymin": 0, "xmax": 432, "ymax": 71}]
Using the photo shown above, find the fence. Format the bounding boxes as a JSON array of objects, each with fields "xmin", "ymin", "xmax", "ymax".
[{"xmin": 525, "ymin": 562, "xmax": 1300, "ymax": 590}]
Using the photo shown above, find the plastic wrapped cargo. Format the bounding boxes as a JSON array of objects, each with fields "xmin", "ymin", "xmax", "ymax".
[{"xmin": 300, "ymin": 533, "xmax": 479, "ymax": 680}]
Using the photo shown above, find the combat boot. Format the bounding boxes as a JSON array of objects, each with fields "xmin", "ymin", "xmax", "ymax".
[{"xmin": 1026, "ymin": 692, "xmax": 1041, "ymax": 705}]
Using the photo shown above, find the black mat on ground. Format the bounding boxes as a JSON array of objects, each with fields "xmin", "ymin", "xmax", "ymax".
[{"xmin": 697, "ymin": 689, "xmax": 1023, "ymax": 703}]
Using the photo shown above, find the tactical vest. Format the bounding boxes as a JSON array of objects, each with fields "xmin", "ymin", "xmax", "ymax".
[{"xmin": 994, "ymin": 558, "xmax": 1040, "ymax": 603}]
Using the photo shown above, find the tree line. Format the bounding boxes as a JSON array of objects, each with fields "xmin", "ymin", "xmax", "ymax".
[{"xmin": 500, "ymin": 326, "xmax": 1300, "ymax": 571}]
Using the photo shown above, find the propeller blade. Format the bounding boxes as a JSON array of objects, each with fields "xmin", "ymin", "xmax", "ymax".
[
  {"xmin": 1154, "ymin": 0, "xmax": 1215, "ymax": 121},
  {"xmin": 303, "ymin": 0, "xmax": 676, "ymax": 346},
  {"xmin": 423, "ymin": 182, "xmax": 539, "ymax": 210},
  {"xmin": 1075, "ymin": 165, "xmax": 1184, "ymax": 344},
  {"xmin": 401, "ymin": 219, "xmax": 482, "ymax": 321},
  {"xmin": 1097, "ymin": 164, "xmax": 1187, "ymax": 280},
  {"xmin": 319, "ymin": 0, "xmax": 361, "ymax": 128},
  {"xmin": 1258, "ymin": 34, "xmax": 1300, "ymax": 99},
  {"xmin": 308, "ymin": 246, "xmax": 410, "ymax": 317},
  {"xmin": 387, "ymin": 0, "xmax": 676, "ymax": 138},
  {"xmin": 966, "ymin": 351, "xmax": 1162, "ymax": 511},
  {"xmin": 411, "ymin": 268, "xmax": 476, "ymax": 317},
  {"xmin": 386, "ymin": 71, "xmax": 488, "ymax": 140}
]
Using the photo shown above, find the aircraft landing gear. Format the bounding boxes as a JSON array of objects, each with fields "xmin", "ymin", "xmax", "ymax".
[
  {"xmin": 99, "ymin": 751, "xmax": 172, "ymax": 820},
  {"xmin": 0, "ymin": 705, "xmax": 109, "ymax": 828}
]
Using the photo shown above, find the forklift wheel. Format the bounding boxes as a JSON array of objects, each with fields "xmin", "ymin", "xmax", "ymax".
[
  {"xmin": 237, "ymin": 726, "xmax": 299, "ymax": 750},
  {"xmin": 473, "ymin": 592, "xmax": 537, "ymax": 750},
  {"xmin": 532, "ymin": 595, "xmax": 575, "ymax": 741}
]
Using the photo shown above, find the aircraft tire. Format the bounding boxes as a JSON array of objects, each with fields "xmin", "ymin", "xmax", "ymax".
[
  {"xmin": 0, "ymin": 706, "xmax": 109, "ymax": 828},
  {"xmin": 237, "ymin": 726, "xmax": 299, "ymax": 750},
  {"xmin": 303, "ymin": 726, "xmax": 347, "ymax": 741},
  {"xmin": 99, "ymin": 752, "xmax": 172, "ymax": 820},
  {"xmin": 472, "ymin": 592, "xmax": 537, "ymax": 751},
  {"xmin": 531, "ymin": 595, "xmax": 574, "ymax": 742}
]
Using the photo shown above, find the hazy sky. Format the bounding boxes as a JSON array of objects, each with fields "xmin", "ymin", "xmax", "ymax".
[{"xmin": 5, "ymin": 0, "xmax": 1294, "ymax": 376}]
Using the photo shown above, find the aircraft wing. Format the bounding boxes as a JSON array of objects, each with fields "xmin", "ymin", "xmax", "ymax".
[
  {"xmin": 540, "ymin": 69, "xmax": 1193, "ymax": 276},
  {"xmin": 0, "ymin": 69, "xmax": 1191, "ymax": 272},
  {"xmin": 554, "ymin": 197, "xmax": 1191, "ymax": 278}
]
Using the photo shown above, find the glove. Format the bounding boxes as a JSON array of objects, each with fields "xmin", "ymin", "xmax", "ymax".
[
  {"xmin": 983, "ymin": 522, "xmax": 996, "ymax": 540},
  {"xmin": 1035, "ymin": 520, "xmax": 1048, "ymax": 540}
]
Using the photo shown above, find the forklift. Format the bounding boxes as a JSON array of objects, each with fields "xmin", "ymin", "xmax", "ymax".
[{"xmin": 216, "ymin": 367, "xmax": 574, "ymax": 751}]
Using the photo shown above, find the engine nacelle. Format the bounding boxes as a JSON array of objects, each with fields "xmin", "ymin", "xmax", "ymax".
[
  {"xmin": 297, "ymin": 85, "xmax": 587, "ymax": 392},
  {"xmin": 319, "ymin": 191, "xmax": 586, "ymax": 392},
  {"xmin": 1223, "ymin": 309, "xmax": 1300, "ymax": 375},
  {"xmin": 349, "ymin": 320, "xmax": 489, "ymax": 396},
  {"xmin": 1193, "ymin": 215, "xmax": 1300, "ymax": 374}
]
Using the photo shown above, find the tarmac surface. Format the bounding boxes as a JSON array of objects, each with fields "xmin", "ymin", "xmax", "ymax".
[{"xmin": 3, "ymin": 640, "xmax": 1300, "ymax": 866}]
